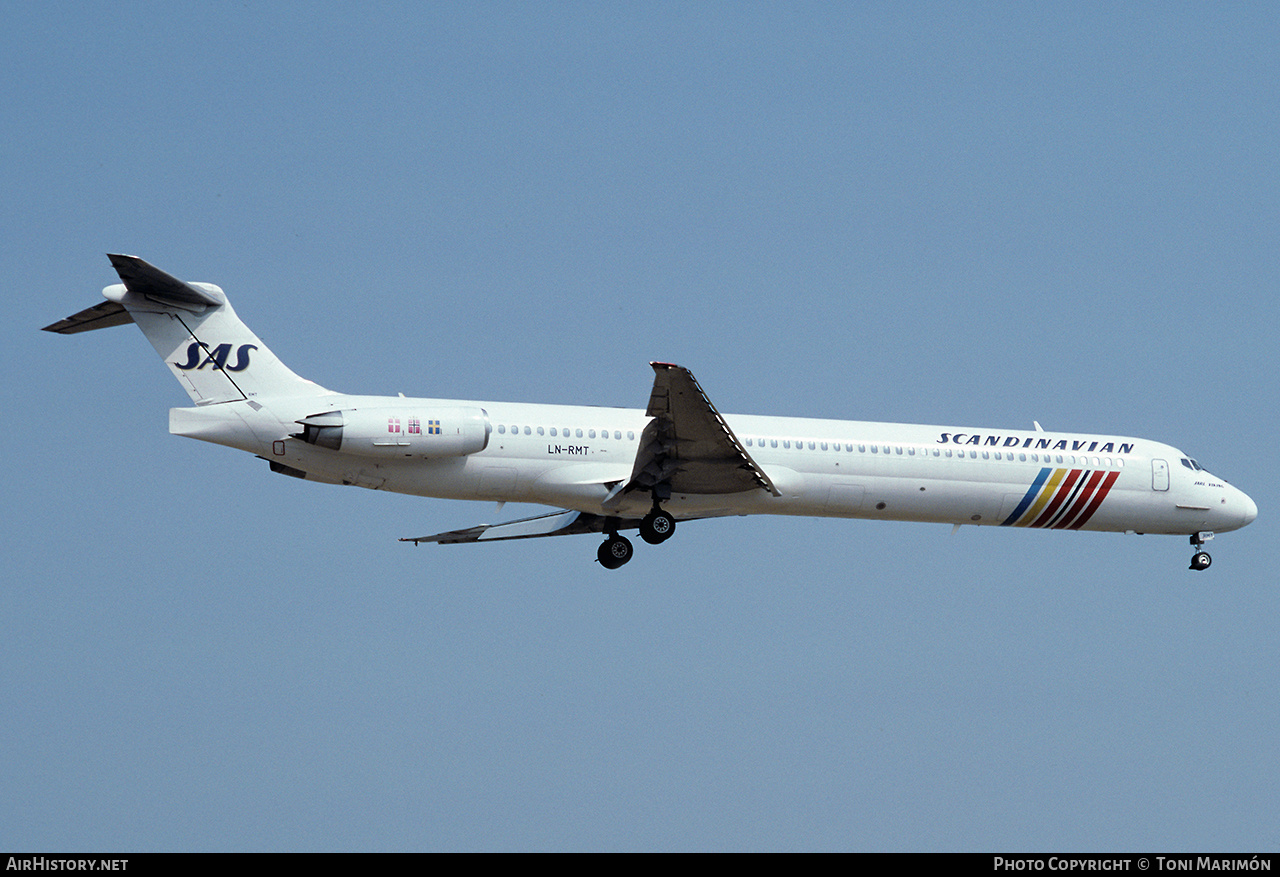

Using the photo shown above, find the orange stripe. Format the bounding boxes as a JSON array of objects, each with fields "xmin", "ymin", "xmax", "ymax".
[
  {"xmin": 1030, "ymin": 469, "xmax": 1081, "ymax": 528},
  {"xmin": 1017, "ymin": 468, "xmax": 1066, "ymax": 527}
]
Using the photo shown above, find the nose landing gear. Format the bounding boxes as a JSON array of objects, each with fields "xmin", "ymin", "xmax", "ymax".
[{"xmin": 1189, "ymin": 532, "xmax": 1213, "ymax": 571}]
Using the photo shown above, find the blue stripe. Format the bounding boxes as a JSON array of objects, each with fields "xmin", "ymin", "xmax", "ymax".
[{"xmin": 1000, "ymin": 467, "xmax": 1051, "ymax": 526}]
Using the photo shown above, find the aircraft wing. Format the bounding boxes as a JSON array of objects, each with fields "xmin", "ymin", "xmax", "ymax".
[
  {"xmin": 405, "ymin": 362, "xmax": 774, "ymax": 545},
  {"xmin": 401, "ymin": 510, "xmax": 642, "ymax": 544},
  {"xmin": 605, "ymin": 362, "xmax": 778, "ymax": 508}
]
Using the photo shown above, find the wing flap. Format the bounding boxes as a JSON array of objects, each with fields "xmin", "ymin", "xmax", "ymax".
[{"xmin": 401, "ymin": 510, "xmax": 641, "ymax": 544}]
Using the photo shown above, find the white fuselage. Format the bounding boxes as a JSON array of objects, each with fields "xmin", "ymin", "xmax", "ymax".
[
  {"xmin": 46, "ymin": 255, "xmax": 1255, "ymax": 570},
  {"xmin": 171, "ymin": 392, "xmax": 1258, "ymax": 538}
]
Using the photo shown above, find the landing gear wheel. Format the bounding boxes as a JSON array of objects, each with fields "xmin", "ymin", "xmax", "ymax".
[
  {"xmin": 640, "ymin": 510, "xmax": 675, "ymax": 545},
  {"xmin": 597, "ymin": 535, "xmax": 633, "ymax": 569},
  {"xmin": 1190, "ymin": 551, "xmax": 1212, "ymax": 571}
]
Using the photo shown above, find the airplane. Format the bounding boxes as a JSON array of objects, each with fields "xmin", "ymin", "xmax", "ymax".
[{"xmin": 45, "ymin": 255, "xmax": 1257, "ymax": 571}]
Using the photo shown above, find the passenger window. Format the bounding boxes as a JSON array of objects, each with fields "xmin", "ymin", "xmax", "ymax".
[
  {"xmin": 524, "ymin": 426, "xmax": 531, "ymax": 436},
  {"xmin": 627, "ymin": 431, "xmax": 635, "ymax": 440},
  {"xmin": 589, "ymin": 430, "xmax": 596, "ymax": 439},
  {"xmin": 615, "ymin": 431, "xmax": 622, "ymax": 440},
  {"xmin": 537, "ymin": 427, "xmax": 544, "ymax": 436},
  {"xmin": 498, "ymin": 425, "xmax": 506, "ymax": 434},
  {"xmin": 576, "ymin": 429, "xmax": 583, "ymax": 438}
]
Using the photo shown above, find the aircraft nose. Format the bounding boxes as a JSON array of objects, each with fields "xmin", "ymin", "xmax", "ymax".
[{"xmin": 1240, "ymin": 491, "xmax": 1258, "ymax": 528}]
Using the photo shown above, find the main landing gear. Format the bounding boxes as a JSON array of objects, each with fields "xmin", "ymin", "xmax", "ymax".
[
  {"xmin": 1189, "ymin": 532, "xmax": 1213, "ymax": 571},
  {"xmin": 596, "ymin": 504, "xmax": 677, "ymax": 569},
  {"xmin": 597, "ymin": 533, "xmax": 633, "ymax": 570},
  {"xmin": 640, "ymin": 507, "xmax": 676, "ymax": 545}
]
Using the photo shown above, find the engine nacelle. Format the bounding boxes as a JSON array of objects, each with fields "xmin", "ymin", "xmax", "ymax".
[{"xmin": 294, "ymin": 407, "xmax": 490, "ymax": 458}]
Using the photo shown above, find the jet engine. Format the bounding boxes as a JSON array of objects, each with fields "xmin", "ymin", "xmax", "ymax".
[{"xmin": 294, "ymin": 407, "xmax": 489, "ymax": 458}]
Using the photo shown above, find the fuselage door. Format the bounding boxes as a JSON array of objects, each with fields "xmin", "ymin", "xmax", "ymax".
[{"xmin": 1152, "ymin": 459, "xmax": 1170, "ymax": 492}]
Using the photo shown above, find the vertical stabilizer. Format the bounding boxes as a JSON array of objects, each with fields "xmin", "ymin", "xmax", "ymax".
[{"xmin": 45, "ymin": 254, "xmax": 331, "ymax": 405}]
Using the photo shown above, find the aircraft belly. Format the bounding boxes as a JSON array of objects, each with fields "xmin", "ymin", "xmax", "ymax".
[
  {"xmin": 659, "ymin": 490, "xmax": 768, "ymax": 518},
  {"xmin": 475, "ymin": 465, "xmax": 519, "ymax": 500},
  {"xmin": 530, "ymin": 462, "xmax": 632, "ymax": 510},
  {"xmin": 1073, "ymin": 487, "xmax": 1208, "ymax": 534}
]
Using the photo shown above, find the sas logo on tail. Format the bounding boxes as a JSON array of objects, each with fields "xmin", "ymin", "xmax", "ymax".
[{"xmin": 175, "ymin": 342, "xmax": 257, "ymax": 372}]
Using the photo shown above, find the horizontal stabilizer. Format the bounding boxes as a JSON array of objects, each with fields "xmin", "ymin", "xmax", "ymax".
[
  {"xmin": 45, "ymin": 253, "xmax": 333, "ymax": 404},
  {"xmin": 402, "ymin": 510, "xmax": 642, "ymax": 544},
  {"xmin": 42, "ymin": 300, "xmax": 134, "ymax": 334},
  {"xmin": 107, "ymin": 253, "xmax": 222, "ymax": 309}
]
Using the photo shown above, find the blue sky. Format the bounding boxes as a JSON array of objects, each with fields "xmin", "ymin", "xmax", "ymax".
[{"xmin": 2, "ymin": 3, "xmax": 1277, "ymax": 851}]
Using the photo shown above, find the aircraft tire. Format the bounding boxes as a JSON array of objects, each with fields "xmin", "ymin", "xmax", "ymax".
[
  {"xmin": 1190, "ymin": 551, "xmax": 1212, "ymax": 571},
  {"xmin": 598, "ymin": 535, "xmax": 633, "ymax": 569},
  {"xmin": 640, "ymin": 511, "xmax": 675, "ymax": 545}
]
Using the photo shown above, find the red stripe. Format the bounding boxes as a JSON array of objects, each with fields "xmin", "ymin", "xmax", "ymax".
[
  {"xmin": 1030, "ymin": 469, "xmax": 1082, "ymax": 528},
  {"xmin": 1067, "ymin": 470, "xmax": 1120, "ymax": 530},
  {"xmin": 1052, "ymin": 470, "xmax": 1105, "ymax": 529}
]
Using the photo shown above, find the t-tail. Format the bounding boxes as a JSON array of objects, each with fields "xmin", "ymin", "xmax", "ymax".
[{"xmin": 43, "ymin": 254, "xmax": 331, "ymax": 404}]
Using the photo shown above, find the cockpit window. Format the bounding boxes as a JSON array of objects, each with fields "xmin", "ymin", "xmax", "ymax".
[{"xmin": 1181, "ymin": 458, "xmax": 1203, "ymax": 471}]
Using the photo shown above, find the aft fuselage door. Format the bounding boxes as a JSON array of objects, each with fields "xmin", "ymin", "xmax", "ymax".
[{"xmin": 1152, "ymin": 458, "xmax": 1170, "ymax": 491}]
